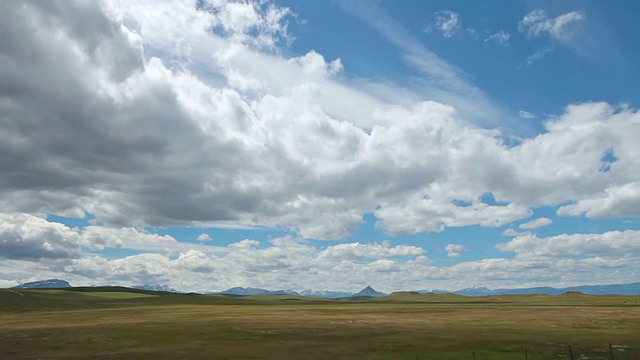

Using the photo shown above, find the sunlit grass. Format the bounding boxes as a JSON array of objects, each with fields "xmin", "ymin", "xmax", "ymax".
[{"xmin": 1, "ymin": 288, "xmax": 639, "ymax": 359}]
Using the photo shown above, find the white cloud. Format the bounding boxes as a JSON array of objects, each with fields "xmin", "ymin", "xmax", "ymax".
[
  {"xmin": 518, "ymin": 110, "xmax": 536, "ymax": 119},
  {"xmin": 319, "ymin": 241, "xmax": 425, "ymax": 262},
  {"xmin": 485, "ymin": 30, "xmax": 511, "ymax": 46},
  {"xmin": 519, "ymin": 9, "xmax": 589, "ymax": 64},
  {"xmin": 375, "ymin": 196, "xmax": 532, "ymax": 234},
  {"xmin": 177, "ymin": 250, "xmax": 215, "ymax": 272},
  {"xmin": 1, "ymin": 1, "xmax": 640, "ymax": 248},
  {"xmin": 557, "ymin": 182, "xmax": 640, "ymax": 219},
  {"xmin": 197, "ymin": 233, "xmax": 212, "ymax": 241},
  {"xmin": 502, "ymin": 228, "xmax": 521, "ymax": 237},
  {"xmin": 429, "ymin": 11, "xmax": 462, "ymax": 38},
  {"xmin": 0, "ymin": 214, "xmax": 222, "ymax": 262},
  {"xmin": 118, "ymin": 0, "xmax": 293, "ymax": 51},
  {"xmin": 519, "ymin": 217, "xmax": 553, "ymax": 230},
  {"xmin": 496, "ymin": 230, "xmax": 640, "ymax": 260},
  {"xmin": 82, "ymin": 226, "xmax": 183, "ymax": 252},
  {"xmin": 0, "ymin": 214, "xmax": 81, "ymax": 260},
  {"xmin": 445, "ymin": 244, "xmax": 467, "ymax": 257},
  {"xmin": 290, "ymin": 51, "xmax": 343, "ymax": 77},
  {"xmin": 1, "ymin": 0, "xmax": 513, "ymax": 240},
  {"xmin": 523, "ymin": 47, "xmax": 553, "ymax": 66},
  {"xmin": 4, "ymin": 231, "xmax": 640, "ymax": 293},
  {"xmin": 519, "ymin": 9, "xmax": 585, "ymax": 47}
]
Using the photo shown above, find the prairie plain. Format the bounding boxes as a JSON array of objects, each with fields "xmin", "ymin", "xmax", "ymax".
[{"xmin": 1, "ymin": 288, "xmax": 639, "ymax": 359}]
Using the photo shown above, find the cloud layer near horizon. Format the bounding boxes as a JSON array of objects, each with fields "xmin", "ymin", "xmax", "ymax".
[{"xmin": 3, "ymin": 213, "xmax": 640, "ymax": 292}]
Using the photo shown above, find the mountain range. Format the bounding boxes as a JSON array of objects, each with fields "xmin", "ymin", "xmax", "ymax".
[
  {"xmin": 216, "ymin": 287, "xmax": 297, "ymax": 296},
  {"xmin": 12, "ymin": 279, "xmax": 71, "ymax": 289},
  {"xmin": 9, "ymin": 280, "xmax": 640, "ymax": 297},
  {"xmin": 299, "ymin": 289, "xmax": 354, "ymax": 298},
  {"xmin": 445, "ymin": 282, "xmax": 640, "ymax": 296},
  {"xmin": 132, "ymin": 284, "xmax": 179, "ymax": 293}
]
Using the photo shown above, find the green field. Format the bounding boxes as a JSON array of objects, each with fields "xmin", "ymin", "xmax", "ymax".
[{"xmin": 1, "ymin": 288, "xmax": 639, "ymax": 359}]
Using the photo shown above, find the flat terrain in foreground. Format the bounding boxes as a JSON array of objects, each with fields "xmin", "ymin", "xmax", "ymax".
[{"xmin": 1, "ymin": 288, "xmax": 639, "ymax": 359}]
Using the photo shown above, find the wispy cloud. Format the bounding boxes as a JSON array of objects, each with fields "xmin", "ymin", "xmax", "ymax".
[
  {"xmin": 333, "ymin": 1, "xmax": 506, "ymax": 127},
  {"xmin": 485, "ymin": 30, "xmax": 511, "ymax": 46},
  {"xmin": 518, "ymin": 110, "xmax": 536, "ymax": 119},
  {"xmin": 519, "ymin": 9, "xmax": 587, "ymax": 62},
  {"xmin": 523, "ymin": 46, "xmax": 553, "ymax": 66},
  {"xmin": 519, "ymin": 217, "xmax": 553, "ymax": 230},
  {"xmin": 426, "ymin": 11, "xmax": 480, "ymax": 41},
  {"xmin": 519, "ymin": 9, "xmax": 585, "ymax": 47},
  {"xmin": 427, "ymin": 10, "xmax": 462, "ymax": 38}
]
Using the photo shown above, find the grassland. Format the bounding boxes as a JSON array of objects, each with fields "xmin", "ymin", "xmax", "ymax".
[{"xmin": 1, "ymin": 288, "xmax": 639, "ymax": 359}]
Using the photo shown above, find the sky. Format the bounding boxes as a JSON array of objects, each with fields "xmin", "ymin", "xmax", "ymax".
[{"xmin": 1, "ymin": 0, "xmax": 640, "ymax": 293}]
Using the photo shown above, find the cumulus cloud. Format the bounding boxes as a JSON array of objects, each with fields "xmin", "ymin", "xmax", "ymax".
[
  {"xmin": 519, "ymin": 217, "xmax": 552, "ymax": 230},
  {"xmin": 496, "ymin": 230, "xmax": 640, "ymax": 260},
  {"xmin": 0, "ymin": 0, "xmax": 639, "ymax": 246},
  {"xmin": 81, "ymin": 226, "xmax": 184, "ymax": 252},
  {"xmin": 0, "ymin": 214, "xmax": 81, "ymax": 260},
  {"xmin": 0, "ymin": 0, "xmax": 507, "ymax": 240},
  {"xmin": 197, "ymin": 233, "xmax": 212, "ymax": 241},
  {"xmin": 290, "ymin": 51, "xmax": 344, "ymax": 77},
  {"xmin": 502, "ymin": 228, "xmax": 521, "ymax": 237},
  {"xmin": 445, "ymin": 244, "xmax": 467, "ymax": 257},
  {"xmin": 0, "ymin": 215, "xmax": 221, "ymax": 262},
  {"xmin": 318, "ymin": 241, "xmax": 425, "ymax": 262},
  {"xmin": 177, "ymin": 250, "xmax": 215, "ymax": 273},
  {"xmin": 376, "ymin": 197, "xmax": 532, "ymax": 234},
  {"xmin": 5, "ymin": 232, "xmax": 640, "ymax": 292},
  {"xmin": 2, "ymin": 1, "xmax": 640, "ymax": 292},
  {"xmin": 557, "ymin": 182, "xmax": 640, "ymax": 219}
]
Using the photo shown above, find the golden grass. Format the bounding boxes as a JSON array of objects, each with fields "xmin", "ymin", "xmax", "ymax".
[{"xmin": 0, "ymin": 289, "xmax": 639, "ymax": 359}]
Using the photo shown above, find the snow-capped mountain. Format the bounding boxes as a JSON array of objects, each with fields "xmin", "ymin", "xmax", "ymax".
[
  {"xmin": 299, "ymin": 289, "xmax": 353, "ymax": 298},
  {"xmin": 132, "ymin": 284, "xmax": 180, "ymax": 293},
  {"xmin": 13, "ymin": 279, "xmax": 71, "ymax": 289},
  {"xmin": 450, "ymin": 282, "xmax": 640, "ymax": 296},
  {"xmin": 417, "ymin": 289, "xmax": 449, "ymax": 294},
  {"xmin": 453, "ymin": 287, "xmax": 495, "ymax": 296},
  {"xmin": 217, "ymin": 287, "xmax": 299, "ymax": 296}
]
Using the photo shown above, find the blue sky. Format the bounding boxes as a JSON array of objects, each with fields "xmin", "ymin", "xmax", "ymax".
[{"xmin": 1, "ymin": 0, "xmax": 640, "ymax": 292}]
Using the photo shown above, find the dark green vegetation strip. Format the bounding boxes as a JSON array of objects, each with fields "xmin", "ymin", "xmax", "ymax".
[{"xmin": 1, "ymin": 288, "xmax": 639, "ymax": 359}]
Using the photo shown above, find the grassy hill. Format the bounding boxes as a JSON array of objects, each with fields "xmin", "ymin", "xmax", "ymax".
[{"xmin": 3, "ymin": 286, "xmax": 640, "ymax": 309}]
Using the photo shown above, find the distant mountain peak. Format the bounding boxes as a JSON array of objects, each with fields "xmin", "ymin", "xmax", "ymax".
[
  {"xmin": 353, "ymin": 285, "xmax": 385, "ymax": 297},
  {"xmin": 13, "ymin": 279, "xmax": 71, "ymax": 289},
  {"xmin": 217, "ymin": 287, "xmax": 299, "ymax": 296}
]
